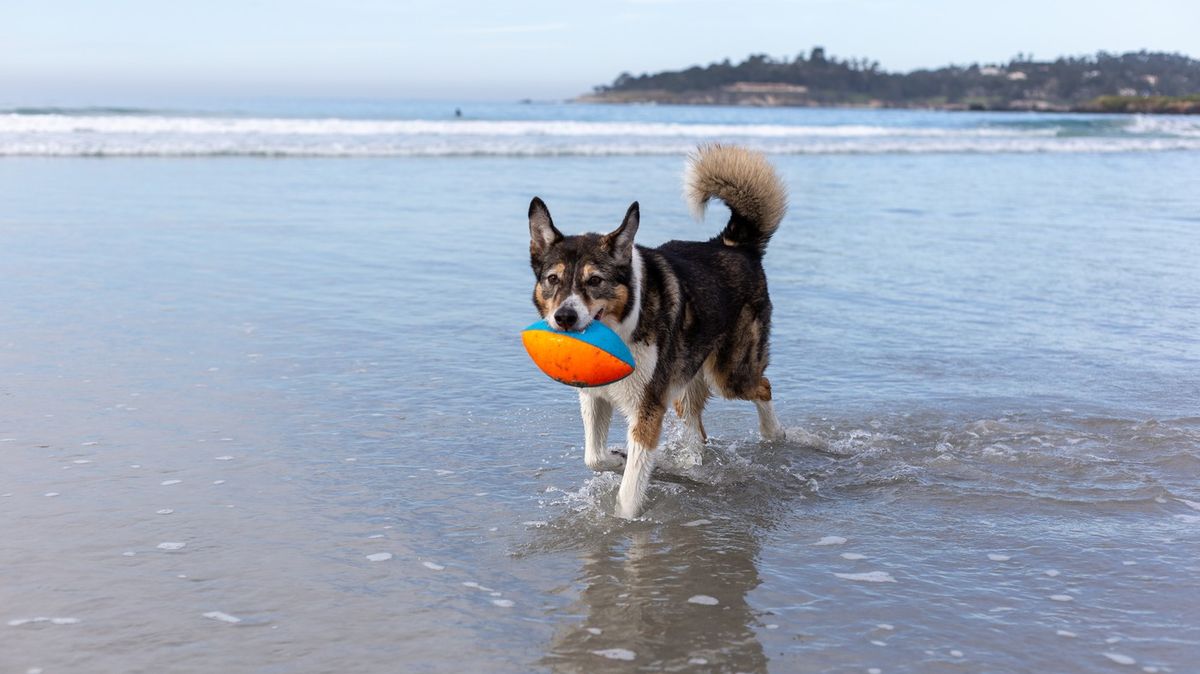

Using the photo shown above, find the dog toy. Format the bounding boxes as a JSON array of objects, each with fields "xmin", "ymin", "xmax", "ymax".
[{"xmin": 521, "ymin": 319, "xmax": 635, "ymax": 387}]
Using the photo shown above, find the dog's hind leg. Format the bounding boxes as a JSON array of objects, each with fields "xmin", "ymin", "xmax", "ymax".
[
  {"xmin": 751, "ymin": 377, "xmax": 786, "ymax": 442},
  {"xmin": 616, "ymin": 402, "xmax": 665, "ymax": 519},
  {"xmin": 673, "ymin": 375, "xmax": 710, "ymax": 443},
  {"xmin": 708, "ymin": 327, "xmax": 787, "ymax": 442},
  {"xmin": 581, "ymin": 392, "xmax": 623, "ymax": 472}
]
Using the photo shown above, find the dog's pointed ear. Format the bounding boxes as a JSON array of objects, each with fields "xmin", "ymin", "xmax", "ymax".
[
  {"xmin": 603, "ymin": 201, "xmax": 639, "ymax": 262},
  {"xmin": 529, "ymin": 197, "xmax": 563, "ymax": 261}
]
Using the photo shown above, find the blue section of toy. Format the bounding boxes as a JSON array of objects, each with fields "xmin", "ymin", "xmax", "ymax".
[{"xmin": 523, "ymin": 320, "xmax": 635, "ymax": 368}]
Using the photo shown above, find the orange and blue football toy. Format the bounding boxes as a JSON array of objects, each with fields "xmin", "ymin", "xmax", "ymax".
[{"xmin": 522, "ymin": 320, "xmax": 636, "ymax": 387}]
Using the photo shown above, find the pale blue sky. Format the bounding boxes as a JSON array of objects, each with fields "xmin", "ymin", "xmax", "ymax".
[{"xmin": 2, "ymin": 0, "xmax": 1197, "ymax": 102}]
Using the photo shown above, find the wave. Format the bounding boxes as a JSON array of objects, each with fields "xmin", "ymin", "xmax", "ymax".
[
  {"xmin": 3, "ymin": 112, "xmax": 1200, "ymax": 157},
  {"xmin": 4, "ymin": 139, "xmax": 1200, "ymax": 157},
  {"xmin": 0, "ymin": 114, "xmax": 1055, "ymax": 138}
]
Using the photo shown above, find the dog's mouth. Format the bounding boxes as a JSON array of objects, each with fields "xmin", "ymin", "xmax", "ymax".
[{"xmin": 593, "ymin": 308, "xmax": 604, "ymax": 322}]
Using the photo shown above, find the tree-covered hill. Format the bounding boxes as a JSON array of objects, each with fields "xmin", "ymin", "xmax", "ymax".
[{"xmin": 581, "ymin": 49, "xmax": 1200, "ymax": 112}]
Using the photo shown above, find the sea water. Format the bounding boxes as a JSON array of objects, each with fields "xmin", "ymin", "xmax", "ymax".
[{"xmin": 1, "ymin": 101, "xmax": 1198, "ymax": 672}]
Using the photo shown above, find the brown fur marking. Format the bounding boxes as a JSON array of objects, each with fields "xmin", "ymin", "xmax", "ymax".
[{"xmin": 631, "ymin": 405, "xmax": 665, "ymax": 448}]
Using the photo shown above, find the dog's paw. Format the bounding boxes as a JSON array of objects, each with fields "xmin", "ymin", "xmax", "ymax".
[
  {"xmin": 585, "ymin": 448, "xmax": 627, "ymax": 473},
  {"xmin": 760, "ymin": 425, "xmax": 787, "ymax": 442}
]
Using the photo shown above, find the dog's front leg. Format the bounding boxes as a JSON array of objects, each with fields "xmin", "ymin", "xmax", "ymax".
[
  {"xmin": 581, "ymin": 392, "xmax": 622, "ymax": 472},
  {"xmin": 616, "ymin": 402, "xmax": 664, "ymax": 519}
]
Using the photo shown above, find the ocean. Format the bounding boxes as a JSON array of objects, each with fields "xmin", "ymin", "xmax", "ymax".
[{"xmin": 1, "ymin": 101, "xmax": 1198, "ymax": 673}]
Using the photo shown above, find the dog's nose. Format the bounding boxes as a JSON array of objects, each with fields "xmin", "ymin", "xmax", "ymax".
[{"xmin": 554, "ymin": 306, "xmax": 578, "ymax": 329}]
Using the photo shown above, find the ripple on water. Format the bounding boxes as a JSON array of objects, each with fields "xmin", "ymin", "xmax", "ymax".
[
  {"xmin": 590, "ymin": 649, "xmax": 635, "ymax": 661},
  {"xmin": 202, "ymin": 611, "xmax": 242, "ymax": 624},
  {"xmin": 7, "ymin": 617, "xmax": 80, "ymax": 626},
  {"xmin": 833, "ymin": 571, "xmax": 896, "ymax": 583}
]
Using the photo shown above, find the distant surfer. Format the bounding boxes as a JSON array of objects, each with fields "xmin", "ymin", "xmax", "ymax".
[{"xmin": 454, "ymin": 108, "xmax": 462, "ymax": 118}]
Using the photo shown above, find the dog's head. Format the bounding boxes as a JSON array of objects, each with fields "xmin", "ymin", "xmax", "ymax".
[{"xmin": 528, "ymin": 197, "xmax": 638, "ymax": 332}]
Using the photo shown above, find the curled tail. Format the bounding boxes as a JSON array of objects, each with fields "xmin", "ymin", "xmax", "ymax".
[{"xmin": 684, "ymin": 144, "xmax": 787, "ymax": 256}]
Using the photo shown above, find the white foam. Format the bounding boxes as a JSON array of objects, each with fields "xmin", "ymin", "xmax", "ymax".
[
  {"xmin": 1057, "ymin": 630, "xmax": 1077, "ymax": 637},
  {"xmin": 876, "ymin": 624, "xmax": 894, "ymax": 631},
  {"xmin": 156, "ymin": 509, "xmax": 174, "ymax": 515},
  {"xmin": 1049, "ymin": 594, "xmax": 1074, "ymax": 602},
  {"xmin": 491, "ymin": 599, "xmax": 515, "ymax": 608},
  {"xmin": 7, "ymin": 617, "xmax": 80, "ymax": 626},
  {"xmin": 591, "ymin": 648, "xmax": 636, "ymax": 661},
  {"xmin": 5, "ymin": 113, "xmax": 1199, "ymax": 157},
  {"xmin": 1044, "ymin": 569, "xmax": 1061, "ymax": 577},
  {"xmin": 1176, "ymin": 498, "xmax": 1200, "ymax": 511},
  {"xmin": 365, "ymin": 553, "xmax": 392, "ymax": 562},
  {"xmin": 157, "ymin": 542, "xmax": 186, "ymax": 551},
  {"xmin": 682, "ymin": 519, "xmax": 711, "ymax": 527},
  {"xmin": 72, "ymin": 459, "xmax": 91, "ymax": 464},
  {"xmin": 422, "ymin": 561, "xmax": 445, "ymax": 570},
  {"xmin": 215, "ymin": 455, "xmax": 234, "ymax": 461},
  {"xmin": 987, "ymin": 553, "xmax": 1011, "ymax": 561},
  {"xmin": 841, "ymin": 553, "xmax": 867, "ymax": 560},
  {"xmin": 687, "ymin": 595, "xmax": 719, "ymax": 605},
  {"xmin": 1103, "ymin": 653, "xmax": 1136, "ymax": 665},
  {"xmin": 815, "ymin": 536, "xmax": 847, "ymax": 546},
  {"xmin": 868, "ymin": 669, "xmax": 882, "ymax": 674},
  {"xmin": 43, "ymin": 492, "xmax": 59, "ymax": 497},
  {"xmin": 871, "ymin": 640, "xmax": 887, "ymax": 646},
  {"xmin": 160, "ymin": 480, "xmax": 181, "ymax": 486},
  {"xmin": 202, "ymin": 611, "xmax": 242, "ymax": 624},
  {"xmin": 834, "ymin": 571, "xmax": 896, "ymax": 583},
  {"xmin": 689, "ymin": 657, "xmax": 709, "ymax": 665},
  {"xmin": 950, "ymin": 650, "xmax": 964, "ymax": 657},
  {"xmin": 585, "ymin": 627, "xmax": 602, "ymax": 635}
]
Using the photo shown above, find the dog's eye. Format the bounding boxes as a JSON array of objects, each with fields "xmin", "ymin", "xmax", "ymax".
[
  {"xmin": 586, "ymin": 276, "xmax": 603, "ymax": 287},
  {"xmin": 545, "ymin": 274, "xmax": 559, "ymax": 286}
]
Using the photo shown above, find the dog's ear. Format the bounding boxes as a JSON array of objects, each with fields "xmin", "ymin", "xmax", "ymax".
[
  {"xmin": 603, "ymin": 201, "xmax": 639, "ymax": 262},
  {"xmin": 529, "ymin": 197, "xmax": 563, "ymax": 261}
]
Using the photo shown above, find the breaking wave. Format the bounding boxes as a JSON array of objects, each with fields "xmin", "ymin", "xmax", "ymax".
[{"xmin": 3, "ymin": 111, "xmax": 1200, "ymax": 157}]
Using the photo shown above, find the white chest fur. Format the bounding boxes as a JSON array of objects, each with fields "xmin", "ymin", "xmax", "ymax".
[{"xmin": 580, "ymin": 341, "xmax": 658, "ymax": 418}]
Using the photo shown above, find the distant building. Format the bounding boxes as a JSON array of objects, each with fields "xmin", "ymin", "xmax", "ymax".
[
  {"xmin": 980, "ymin": 66, "xmax": 1004, "ymax": 76},
  {"xmin": 1007, "ymin": 71, "xmax": 1028, "ymax": 81}
]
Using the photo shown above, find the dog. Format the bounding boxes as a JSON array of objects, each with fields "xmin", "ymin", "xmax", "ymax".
[{"xmin": 527, "ymin": 144, "xmax": 787, "ymax": 518}]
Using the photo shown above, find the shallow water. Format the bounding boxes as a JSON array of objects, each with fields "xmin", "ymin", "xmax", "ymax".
[{"xmin": 2, "ymin": 104, "xmax": 1199, "ymax": 673}]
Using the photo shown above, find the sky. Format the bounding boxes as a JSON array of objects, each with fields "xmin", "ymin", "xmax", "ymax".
[{"xmin": 2, "ymin": 0, "xmax": 1198, "ymax": 103}]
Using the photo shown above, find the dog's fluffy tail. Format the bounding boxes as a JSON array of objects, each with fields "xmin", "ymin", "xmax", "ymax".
[{"xmin": 684, "ymin": 144, "xmax": 787, "ymax": 256}]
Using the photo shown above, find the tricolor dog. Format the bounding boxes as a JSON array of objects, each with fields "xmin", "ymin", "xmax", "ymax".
[{"xmin": 527, "ymin": 144, "xmax": 788, "ymax": 518}]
